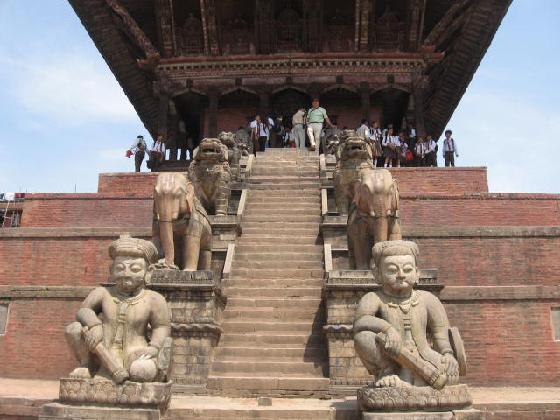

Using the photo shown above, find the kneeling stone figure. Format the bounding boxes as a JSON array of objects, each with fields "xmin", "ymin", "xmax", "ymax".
[
  {"xmin": 65, "ymin": 235, "xmax": 171, "ymax": 384},
  {"xmin": 353, "ymin": 240, "xmax": 472, "ymax": 414}
]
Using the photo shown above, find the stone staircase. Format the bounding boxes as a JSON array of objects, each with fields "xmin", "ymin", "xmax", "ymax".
[{"xmin": 208, "ymin": 149, "xmax": 329, "ymax": 397}]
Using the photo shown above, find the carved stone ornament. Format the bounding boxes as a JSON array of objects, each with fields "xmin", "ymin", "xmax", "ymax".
[
  {"xmin": 353, "ymin": 240, "xmax": 473, "ymax": 413},
  {"xmin": 153, "ymin": 172, "xmax": 213, "ymax": 271},
  {"xmin": 63, "ymin": 235, "xmax": 173, "ymax": 407},
  {"xmin": 59, "ymin": 378, "xmax": 171, "ymax": 407},
  {"xmin": 358, "ymin": 383, "xmax": 472, "ymax": 412},
  {"xmin": 189, "ymin": 138, "xmax": 232, "ymax": 216}
]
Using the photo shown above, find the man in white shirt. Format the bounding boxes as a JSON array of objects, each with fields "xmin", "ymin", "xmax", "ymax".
[
  {"xmin": 424, "ymin": 135, "xmax": 437, "ymax": 167},
  {"xmin": 291, "ymin": 108, "xmax": 307, "ymax": 149},
  {"xmin": 149, "ymin": 135, "xmax": 166, "ymax": 172},
  {"xmin": 442, "ymin": 129, "xmax": 459, "ymax": 167},
  {"xmin": 356, "ymin": 119, "xmax": 371, "ymax": 140},
  {"xmin": 129, "ymin": 135, "xmax": 147, "ymax": 172},
  {"xmin": 250, "ymin": 115, "xmax": 270, "ymax": 156}
]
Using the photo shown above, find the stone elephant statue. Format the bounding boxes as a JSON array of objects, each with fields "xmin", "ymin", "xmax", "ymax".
[
  {"xmin": 347, "ymin": 168, "xmax": 402, "ymax": 270},
  {"xmin": 152, "ymin": 172, "xmax": 212, "ymax": 271}
]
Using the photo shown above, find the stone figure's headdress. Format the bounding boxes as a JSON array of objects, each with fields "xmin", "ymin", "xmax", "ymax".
[
  {"xmin": 109, "ymin": 234, "xmax": 159, "ymax": 264},
  {"xmin": 372, "ymin": 240, "xmax": 419, "ymax": 268}
]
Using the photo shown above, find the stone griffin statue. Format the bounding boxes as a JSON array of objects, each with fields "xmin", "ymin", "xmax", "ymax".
[
  {"xmin": 347, "ymin": 168, "xmax": 402, "ymax": 270},
  {"xmin": 353, "ymin": 241, "xmax": 471, "ymax": 413},
  {"xmin": 153, "ymin": 172, "xmax": 212, "ymax": 271},
  {"xmin": 189, "ymin": 137, "xmax": 231, "ymax": 216},
  {"xmin": 65, "ymin": 235, "xmax": 172, "ymax": 385},
  {"xmin": 332, "ymin": 133, "xmax": 375, "ymax": 214},
  {"xmin": 218, "ymin": 131, "xmax": 245, "ymax": 181}
]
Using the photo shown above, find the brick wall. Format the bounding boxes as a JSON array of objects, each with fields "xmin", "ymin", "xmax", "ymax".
[
  {"xmin": 400, "ymin": 195, "xmax": 560, "ymax": 227},
  {"xmin": 389, "ymin": 168, "xmax": 489, "ymax": 194},
  {"xmin": 446, "ymin": 301, "xmax": 560, "ymax": 386},
  {"xmin": 21, "ymin": 194, "xmax": 153, "ymax": 228},
  {"xmin": 2, "ymin": 297, "xmax": 557, "ymax": 385},
  {"xmin": 0, "ymin": 299, "xmax": 81, "ymax": 379},
  {"xmin": 97, "ymin": 172, "xmax": 158, "ymax": 195},
  {"xmin": 0, "ymin": 233, "xmax": 148, "ymax": 286},
  {"xmin": 414, "ymin": 236, "xmax": 560, "ymax": 287}
]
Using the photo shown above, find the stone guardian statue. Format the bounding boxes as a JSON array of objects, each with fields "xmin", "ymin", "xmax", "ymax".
[
  {"xmin": 65, "ymin": 235, "xmax": 172, "ymax": 384},
  {"xmin": 353, "ymin": 240, "xmax": 472, "ymax": 414}
]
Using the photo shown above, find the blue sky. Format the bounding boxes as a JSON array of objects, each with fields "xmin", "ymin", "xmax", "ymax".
[{"xmin": 0, "ymin": 0, "xmax": 558, "ymax": 193}]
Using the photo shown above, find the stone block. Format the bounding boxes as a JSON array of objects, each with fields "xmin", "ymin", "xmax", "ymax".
[
  {"xmin": 58, "ymin": 378, "xmax": 171, "ymax": 408},
  {"xmin": 40, "ymin": 402, "xmax": 162, "ymax": 420}
]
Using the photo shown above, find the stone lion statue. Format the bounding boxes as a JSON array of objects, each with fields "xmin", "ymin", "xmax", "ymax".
[
  {"xmin": 153, "ymin": 172, "xmax": 212, "ymax": 271},
  {"xmin": 189, "ymin": 138, "xmax": 231, "ymax": 216},
  {"xmin": 332, "ymin": 134, "xmax": 375, "ymax": 214},
  {"xmin": 218, "ymin": 131, "xmax": 244, "ymax": 181}
]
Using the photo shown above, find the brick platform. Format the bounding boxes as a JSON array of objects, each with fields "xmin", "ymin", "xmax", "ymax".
[{"xmin": 0, "ymin": 158, "xmax": 559, "ymax": 392}]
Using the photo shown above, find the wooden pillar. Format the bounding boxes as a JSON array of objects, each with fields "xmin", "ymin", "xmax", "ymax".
[
  {"xmin": 154, "ymin": 0, "xmax": 175, "ymax": 57},
  {"xmin": 412, "ymin": 77, "xmax": 427, "ymax": 137},
  {"xmin": 407, "ymin": 0, "xmax": 426, "ymax": 51},
  {"xmin": 258, "ymin": 90, "xmax": 270, "ymax": 116},
  {"xmin": 303, "ymin": 0, "xmax": 323, "ymax": 53},
  {"xmin": 359, "ymin": 83, "xmax": 370, "ymax": 121},
  {"xmin": 255, "ymin": 0, "xmax": 274, "ymax": 54},
  {"xmin": 200, "ymin": 0, "xmax": 219, "ymax": 55},
  {"xmin": 355, "ymin": 0, "xmax": 372, "ymax": 51},
  {"xmin": 208, "ymin": 90, "xmax": 219, "ymax": 137},
  {"xmin": 158, "ymin": 93, "xmax": 169, "ymax": 160}
]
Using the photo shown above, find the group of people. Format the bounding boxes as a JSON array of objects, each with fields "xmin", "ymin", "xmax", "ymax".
[
  {"xmin": 356, "ymin": 121, "xmax": 459, "ymax": 168},
  {"xmin": 127, "ymin": 135, "xmax": 166, "ymax": 172},
  {"xmin": 127, "ymin": 97, "xmax": 460, "ymax": 171},
  {"xmin": 243, "ymin": 98, "xmax": 335, "ymax": 157},
  {"xmin": 241, "ymin": 98, "xmax": 459, "ymax": 168}
]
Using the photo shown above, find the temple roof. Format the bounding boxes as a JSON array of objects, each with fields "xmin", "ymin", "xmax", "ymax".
[{"xmin": 68, "ymin": 0, "xmax": 512, "ymax": 137}]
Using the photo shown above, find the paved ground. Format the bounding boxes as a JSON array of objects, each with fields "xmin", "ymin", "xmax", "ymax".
[{"xmin": 1, "ymin": 377, "xmax": 560, "ymax": 406}]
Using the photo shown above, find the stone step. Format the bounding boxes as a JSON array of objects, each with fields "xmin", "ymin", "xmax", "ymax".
[
  {"xmin": 242, "ymin": 215, "xmax": 321, "ymax": 223},
  {"xmin": 236, "ymin": 244, "xmax": 322, "ymax": 252},
  {"xmin": 221, "ymin": 321, "xmax": 321, "ymax": 334},
  {"xmin": 224, "ymin": 308, "xmax": 324, "ymax": 321},
  {"xmin": 211, "ymin": 361, "xmax": 326, "ymax": 376},
  {"xmin": 249, "ymin": 184, "xmax": 319, "ymax": 191},
  {"xmin": 251, "ymin": 171, "xmax": 318, "ymax": 178},
  {"xmin": 234, "ymin": 253, "xmax": 323, "ymax": 262},
  {"xmin": 225, "ymin": 287, "xmax": 322, "ymax": 298},
  {"xmin": 224, "ymin": 278, "xmax": 324, "ymax": 288},
  {"xmin": 167, "ymin": 395, "xmax": 349, "ymax": 420},
  {"xmin": 230, "ymin": 268, "xmax": 323, "ymax": 279},
  {"xmin": 206, "ymin": 375, "xmax": 329, "ymax": 396},
  {"xmin": 226, "ymin": 297, "xmax": 322, "ymax": 309},
  {"xmin": 219, "ymin": 333, "xmax": 324, "ymax": 347},
  {"xmin": 233, "ymin": 260, "xmax": 323, "ymax": 270},
  {"xmin": 247, "ymin": 191, "xmax": 320, "ymax": 198},
  {"xmin": 236, "ymin": 235, "xmax": 319, "ymax": 244},
  {"xmin": 249, "ymin": 178, "xmax": 319, "ymax": 184},
  {"xmin": 215, "ymin": 346, "xmax": 327, "ymax": 359},
  {"xmin": 244, "ymin": 203, "xmax": 318, "ymax": 211},
  {"xmin": 242, "ymin": 227, "xmax": 319, "ymax": 236}
]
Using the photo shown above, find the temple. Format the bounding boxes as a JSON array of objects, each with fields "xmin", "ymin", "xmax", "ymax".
[
  {"xmin": 70, "ymin": 0, "xmax": 510, "ymax": 158},
  {"xmin": 3, "ymin": 1, "xmax": 560, "ymax": 419}
]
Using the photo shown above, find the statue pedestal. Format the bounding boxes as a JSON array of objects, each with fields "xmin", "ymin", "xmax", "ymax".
[
  {"xmin": 362, "ymin": 410, "xmax": 482, "ymax": 419},
  {"xmin": 40, "ymin": 402, "xmax": 162, "ymax": 420},
  {"xmin": 358, "ymin": 384, "xmax": 472, "ymax": 412},
  {"xmin": 40, "ymin": 378, "xmax": 172, "ymax": 419},
  {"xmin": 149, "ymin": 269, "xmax": 225, "ymax": 394},
  {"xmin": 358, "ymin": 384, "xmax": 481, "ymax": 420}
]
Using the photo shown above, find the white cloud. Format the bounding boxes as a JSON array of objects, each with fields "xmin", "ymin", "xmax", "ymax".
[{"xmin": 0, "ymin": 51, "xmax": 138, "ymax": 124}]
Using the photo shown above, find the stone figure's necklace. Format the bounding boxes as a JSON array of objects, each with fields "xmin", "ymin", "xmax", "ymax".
[
  {"xmin": 112, "ymin": 289, "xmax": 145, "ymax": 351},
  {"xmin": 388, "ymin": 291, "xmax": 419, "ymax": 352}
]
